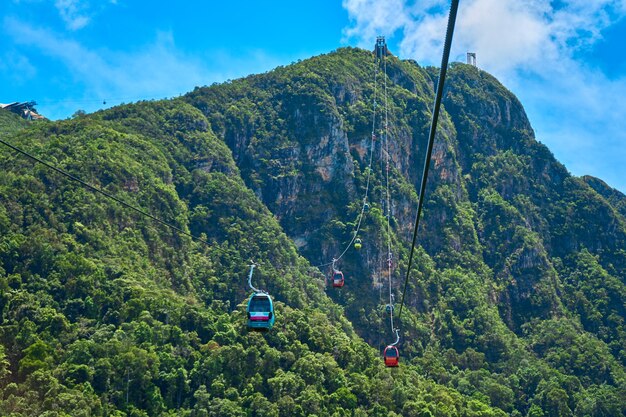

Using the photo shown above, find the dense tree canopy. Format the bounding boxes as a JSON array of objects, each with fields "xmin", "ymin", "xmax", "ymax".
[{"xmin": 0, "ymin": 48, "xmax": 624, "ymax": 416}]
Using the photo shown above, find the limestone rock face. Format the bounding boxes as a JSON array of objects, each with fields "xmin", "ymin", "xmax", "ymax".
[{"xmin": 186, "ymin": 48, "xmax": 626, "ymax": 342}]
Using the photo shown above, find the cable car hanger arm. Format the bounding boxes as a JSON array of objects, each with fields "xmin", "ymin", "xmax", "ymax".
[{"xmin": 247, "ymin": 261, "xmax": 266, "ymax": 294}]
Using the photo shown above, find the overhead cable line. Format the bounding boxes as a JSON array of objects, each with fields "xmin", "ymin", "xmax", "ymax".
[
  {"xmin": 35, "ymin": 93, "xmax": 182, "ymax": 105},
  {"xmin": 0, "ymin": 138, "xmax": 212, "ymax": 247},
  {"xmin": 397, "ymin": 0, "xmax": 459, "ymax": 321},
  {"xmin": 382, "ymin": 49, "xmax": 396, "ymax": 335},
  {"xmin": 319, "ymin": 51, "xmax": 382, "ymax": 269}
]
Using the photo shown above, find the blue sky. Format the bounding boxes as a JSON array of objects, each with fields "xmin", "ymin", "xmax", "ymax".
[{"xmin": 2, "ymin": 0, "xmax": 626, "ymax": 193}]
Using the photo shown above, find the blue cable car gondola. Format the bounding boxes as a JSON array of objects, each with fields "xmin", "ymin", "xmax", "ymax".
[
  {"xmin": 245, "ymin": 263, "xmax": 275, "ymax": 331},
  {"xmin": 246, "ymin": 292, "xmax": 275, "ymax": 331}
]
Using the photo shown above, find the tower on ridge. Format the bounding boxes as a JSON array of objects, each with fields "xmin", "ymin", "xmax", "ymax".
[
  {"xmin": 374, "ymin": 36, "xmax": 391, "ymax": 59},
  {"xmin": 467, "ymin": 52, "xmax": 477, "ymax": 66}
]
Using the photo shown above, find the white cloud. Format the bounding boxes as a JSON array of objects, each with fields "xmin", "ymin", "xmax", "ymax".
[
  {"xmin": 55, "ymin": 0, "xmax": 90, "ymax": 30},
  {"xmin": 4, "ymin": 18, "xmax": 208, "ymax": 101},
  {"xmin": 342, "ymin": 0, "xmax": 409, "ymax": 42},
  {"xmin": 3, "ymin": 17, "xmax": 286, "ymax": 119},
  {"xmin": 342, "ymin": 0, "xmax": 626, "ymax": 192},
  {"xmin": 344, "ymin": 0, "xmax": 625, "ymax": 72}
]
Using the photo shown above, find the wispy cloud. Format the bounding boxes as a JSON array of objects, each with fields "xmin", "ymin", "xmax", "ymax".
[
  {"xmin": 343, "ymin": 0, "xmax": 625, "ymax": 72},
  {"xmin": 0, "ymin": 51, "xmax": 37, "ymax": 84},
  {"xmin": 4, "ymin": 18, "xmax": 209, "ymax": 109},
  {"xmin": 342, "ymin": 0, "xmax": 626, "ymax": 192},
  {"xmin": 342, "ymin": 0, "xmax": 409, "ymax": 43},
  {"xmin": 54, "ymin": 0, "xmax": 90, "ymax": 30},
  {"xmin": 3, "ymin": 17, "xmax": 285, "ymax": 119}
]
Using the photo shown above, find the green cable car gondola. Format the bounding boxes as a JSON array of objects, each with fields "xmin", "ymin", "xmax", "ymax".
[
  {"xmin": 245, "ymin": 263, "xmax": 275, "ymax": 331},
  {"xmin": 246, "ymin": 292, "xmax": 275, "ymax": 331}
]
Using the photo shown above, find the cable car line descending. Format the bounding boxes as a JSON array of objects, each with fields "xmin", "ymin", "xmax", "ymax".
[
  {"xmin": 383, "ymin": 46, "xmax": 396, "ymax": 336},
  {"xmin": 0, "ymin": 137, "xmax": 211, "ymax": 247},
  {"xmin": 397, "ymin": 0, "xmax": 460, "ymax": 322},
  {"xmin": 376, "ymin": 35, "xmax": 401, "ymax": 367},
  {"xmin": 1, "ymin": 0, "xmax": 460, "ymax": 347},
  {"xmin": 321, "ymin": 45, "xmax": 383, "ymax": 281}
]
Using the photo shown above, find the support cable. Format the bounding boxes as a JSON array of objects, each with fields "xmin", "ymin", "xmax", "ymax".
[
  {"xmin": 397, "ymin": 0, "xmax": 459, "ymax": 321},
  {"xmin": 383, "ymin": 50, "xmax": 396, "ymax": 335},
  {"xmin": 247, "ymin": 261, "xmax": 267, "ymax": 293},
  {"xmin": 0, "ymin": 137, "xmax": 212, "ymax": 247},
  {"xmin": 390, "ymin": 328, "xmax": 400, "ymax": 346}
]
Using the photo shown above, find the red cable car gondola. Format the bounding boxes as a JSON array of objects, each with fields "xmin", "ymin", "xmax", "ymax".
[
  {"xmin": 383, "ymin": 345, "xmax": 399, "ymax": 367},
  {"xmin": 332, "ymin": 270, "xmax": 345, "ymax": 288}
]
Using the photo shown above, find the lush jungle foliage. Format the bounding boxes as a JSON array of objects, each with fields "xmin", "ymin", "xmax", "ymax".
[
  {"xmin": 0, "ymin": 109, "xmax": 29, "ymax": 138},
  {"xmin": 0, "ymin": 48, "xmax": 625, "ymax": 416}
]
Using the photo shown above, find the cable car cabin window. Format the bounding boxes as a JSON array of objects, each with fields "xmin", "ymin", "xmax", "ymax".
[
  {"xmin": 385, "ymin": 348, "xmax": 398, "ymax": 357},
  {"xmin": 250, "ymin": 296, "xmax": 271, "ymax": 312}
]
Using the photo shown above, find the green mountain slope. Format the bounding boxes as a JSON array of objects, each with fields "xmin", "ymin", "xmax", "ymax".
[
  {"xmin": 0, "ymin": 109, "xmax": 30, "ymax": 138},
  {"xmin": 0, "ymin": 47, "xmax": 624, "ymax": 416},
  {"xmin": 582, "ymin": 175, "xmax": 626, "ymax": 219},
  {"xmin": 0, "ymin": 100, "xmax": 511, "ymax": 416},
  {"xmin": 186, "ymin": 48, "xmax": 626, "ymax": 415}
]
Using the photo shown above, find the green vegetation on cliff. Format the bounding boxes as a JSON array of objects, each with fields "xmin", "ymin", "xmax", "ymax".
[
  {"xmin": 0, "ymin": 109, "xmax": 29, "ymax": 138},
  {"xmin": 0, "ymin": 48, "xmax": 625, "ymax": 416}
]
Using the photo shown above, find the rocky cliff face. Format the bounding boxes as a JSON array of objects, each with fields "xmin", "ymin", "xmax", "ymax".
[
  {"xmin": 187, "ymin": 49, "xmax": 625, "ymax": 332},
  {"xmin": 186, "ymin": 48, "xmax": 626, "ymax": 412}
]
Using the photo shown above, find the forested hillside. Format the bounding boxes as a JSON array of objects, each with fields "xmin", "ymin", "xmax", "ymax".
[
  {"xmin": 0, "ymin": 47, "xmax": 624, "ymax": 416},
  {"xmin": 0, "ymin": 109, "xmax": 28, "ymax": 138}
]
